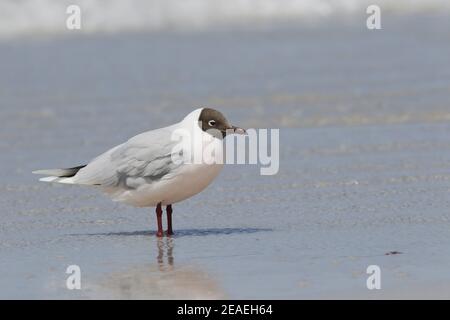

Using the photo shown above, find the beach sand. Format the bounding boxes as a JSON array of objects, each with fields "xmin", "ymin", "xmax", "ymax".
[{"xmin": 1, "ymin": 14, "xmax": 450, "ymax": 299}]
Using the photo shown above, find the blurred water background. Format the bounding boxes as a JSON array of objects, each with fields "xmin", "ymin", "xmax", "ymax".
[{"xmin": 1, "ymin": 0, "xmax": 450, "ymax": 299}]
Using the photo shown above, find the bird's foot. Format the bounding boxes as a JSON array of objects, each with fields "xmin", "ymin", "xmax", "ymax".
[
  {"xmin": 166, "ymin": 230, "xmax": 174, "ymax": 237},
  {"xmin": 156, "ymin": 230, "xmax": 164, "ymax": 237}
]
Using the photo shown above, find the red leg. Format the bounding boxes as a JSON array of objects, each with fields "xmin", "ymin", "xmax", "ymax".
[
  {"xmin": 156, "ymin": 203, "xmax": 163, "ymax": 237},
  {"xmin": 166, "ymin": 204, "xmax": 174, "ymax": 236}
]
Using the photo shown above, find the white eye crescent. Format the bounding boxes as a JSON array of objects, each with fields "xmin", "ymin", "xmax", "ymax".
[{"xmin": 208, "ymin": 120, "xmax": 216, "ymax": 126}]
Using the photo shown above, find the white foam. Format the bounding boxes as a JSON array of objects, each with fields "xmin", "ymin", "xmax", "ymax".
[{"xmin": 1, "ymin": 0, "xmax": 449, "ymax": 39}]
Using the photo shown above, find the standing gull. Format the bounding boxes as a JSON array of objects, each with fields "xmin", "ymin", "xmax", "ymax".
[{"xmin": 33, "ymin": 108, "xmax": 246, "ymax": 237}]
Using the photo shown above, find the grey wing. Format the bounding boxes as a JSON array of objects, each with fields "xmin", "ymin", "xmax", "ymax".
[{"xmin": 72, "ymin": 126, "xmax": 182, "ymax": 188}]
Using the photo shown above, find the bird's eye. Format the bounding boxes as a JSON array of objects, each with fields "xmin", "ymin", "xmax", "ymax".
[{"xmin": 208, "ymin": 120, "xmax": 216, "ymax": 126}]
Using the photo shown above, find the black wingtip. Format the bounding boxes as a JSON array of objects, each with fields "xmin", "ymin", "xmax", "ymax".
[{"xmin": 32, "ymin": 165, "xmax": 86, "ymax": 177}]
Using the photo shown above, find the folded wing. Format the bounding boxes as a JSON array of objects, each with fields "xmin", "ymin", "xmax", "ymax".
[{"xmin": 71, "ymin": 126, "xmax": 182, "ymax": 189}]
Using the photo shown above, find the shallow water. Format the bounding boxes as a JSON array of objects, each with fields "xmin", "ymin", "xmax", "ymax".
[{"xmin": 1, "ymin": 15, "xmax": 450, "ymax": 299}]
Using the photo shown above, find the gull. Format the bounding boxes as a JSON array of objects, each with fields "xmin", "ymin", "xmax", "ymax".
[{"xmin": 33, "ymin": 108, "xmax": 246, "ymax": 237}]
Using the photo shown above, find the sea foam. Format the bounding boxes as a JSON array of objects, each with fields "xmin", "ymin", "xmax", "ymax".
[{"xmin": 1, "ymin": 0, "xmax": 449, "ymax": 39}]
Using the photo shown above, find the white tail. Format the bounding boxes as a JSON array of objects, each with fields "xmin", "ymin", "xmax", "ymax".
[{"xmin": 38, "ymin": 176, "xmax": 75, "ymax": 184}]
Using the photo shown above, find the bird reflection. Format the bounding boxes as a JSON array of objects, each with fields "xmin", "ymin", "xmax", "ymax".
[
  {"xmin": 156, "ymin": 237, "xmax": 174, "ymax": 271},
  {"xmin": 91, "ymin": 236, "xmax": 226, "ymax": 299}
]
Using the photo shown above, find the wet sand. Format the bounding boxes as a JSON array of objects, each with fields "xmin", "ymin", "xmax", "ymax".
[{"xmin": 1, "ymin": 15, "xmax": 450, "ymax": 299}]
